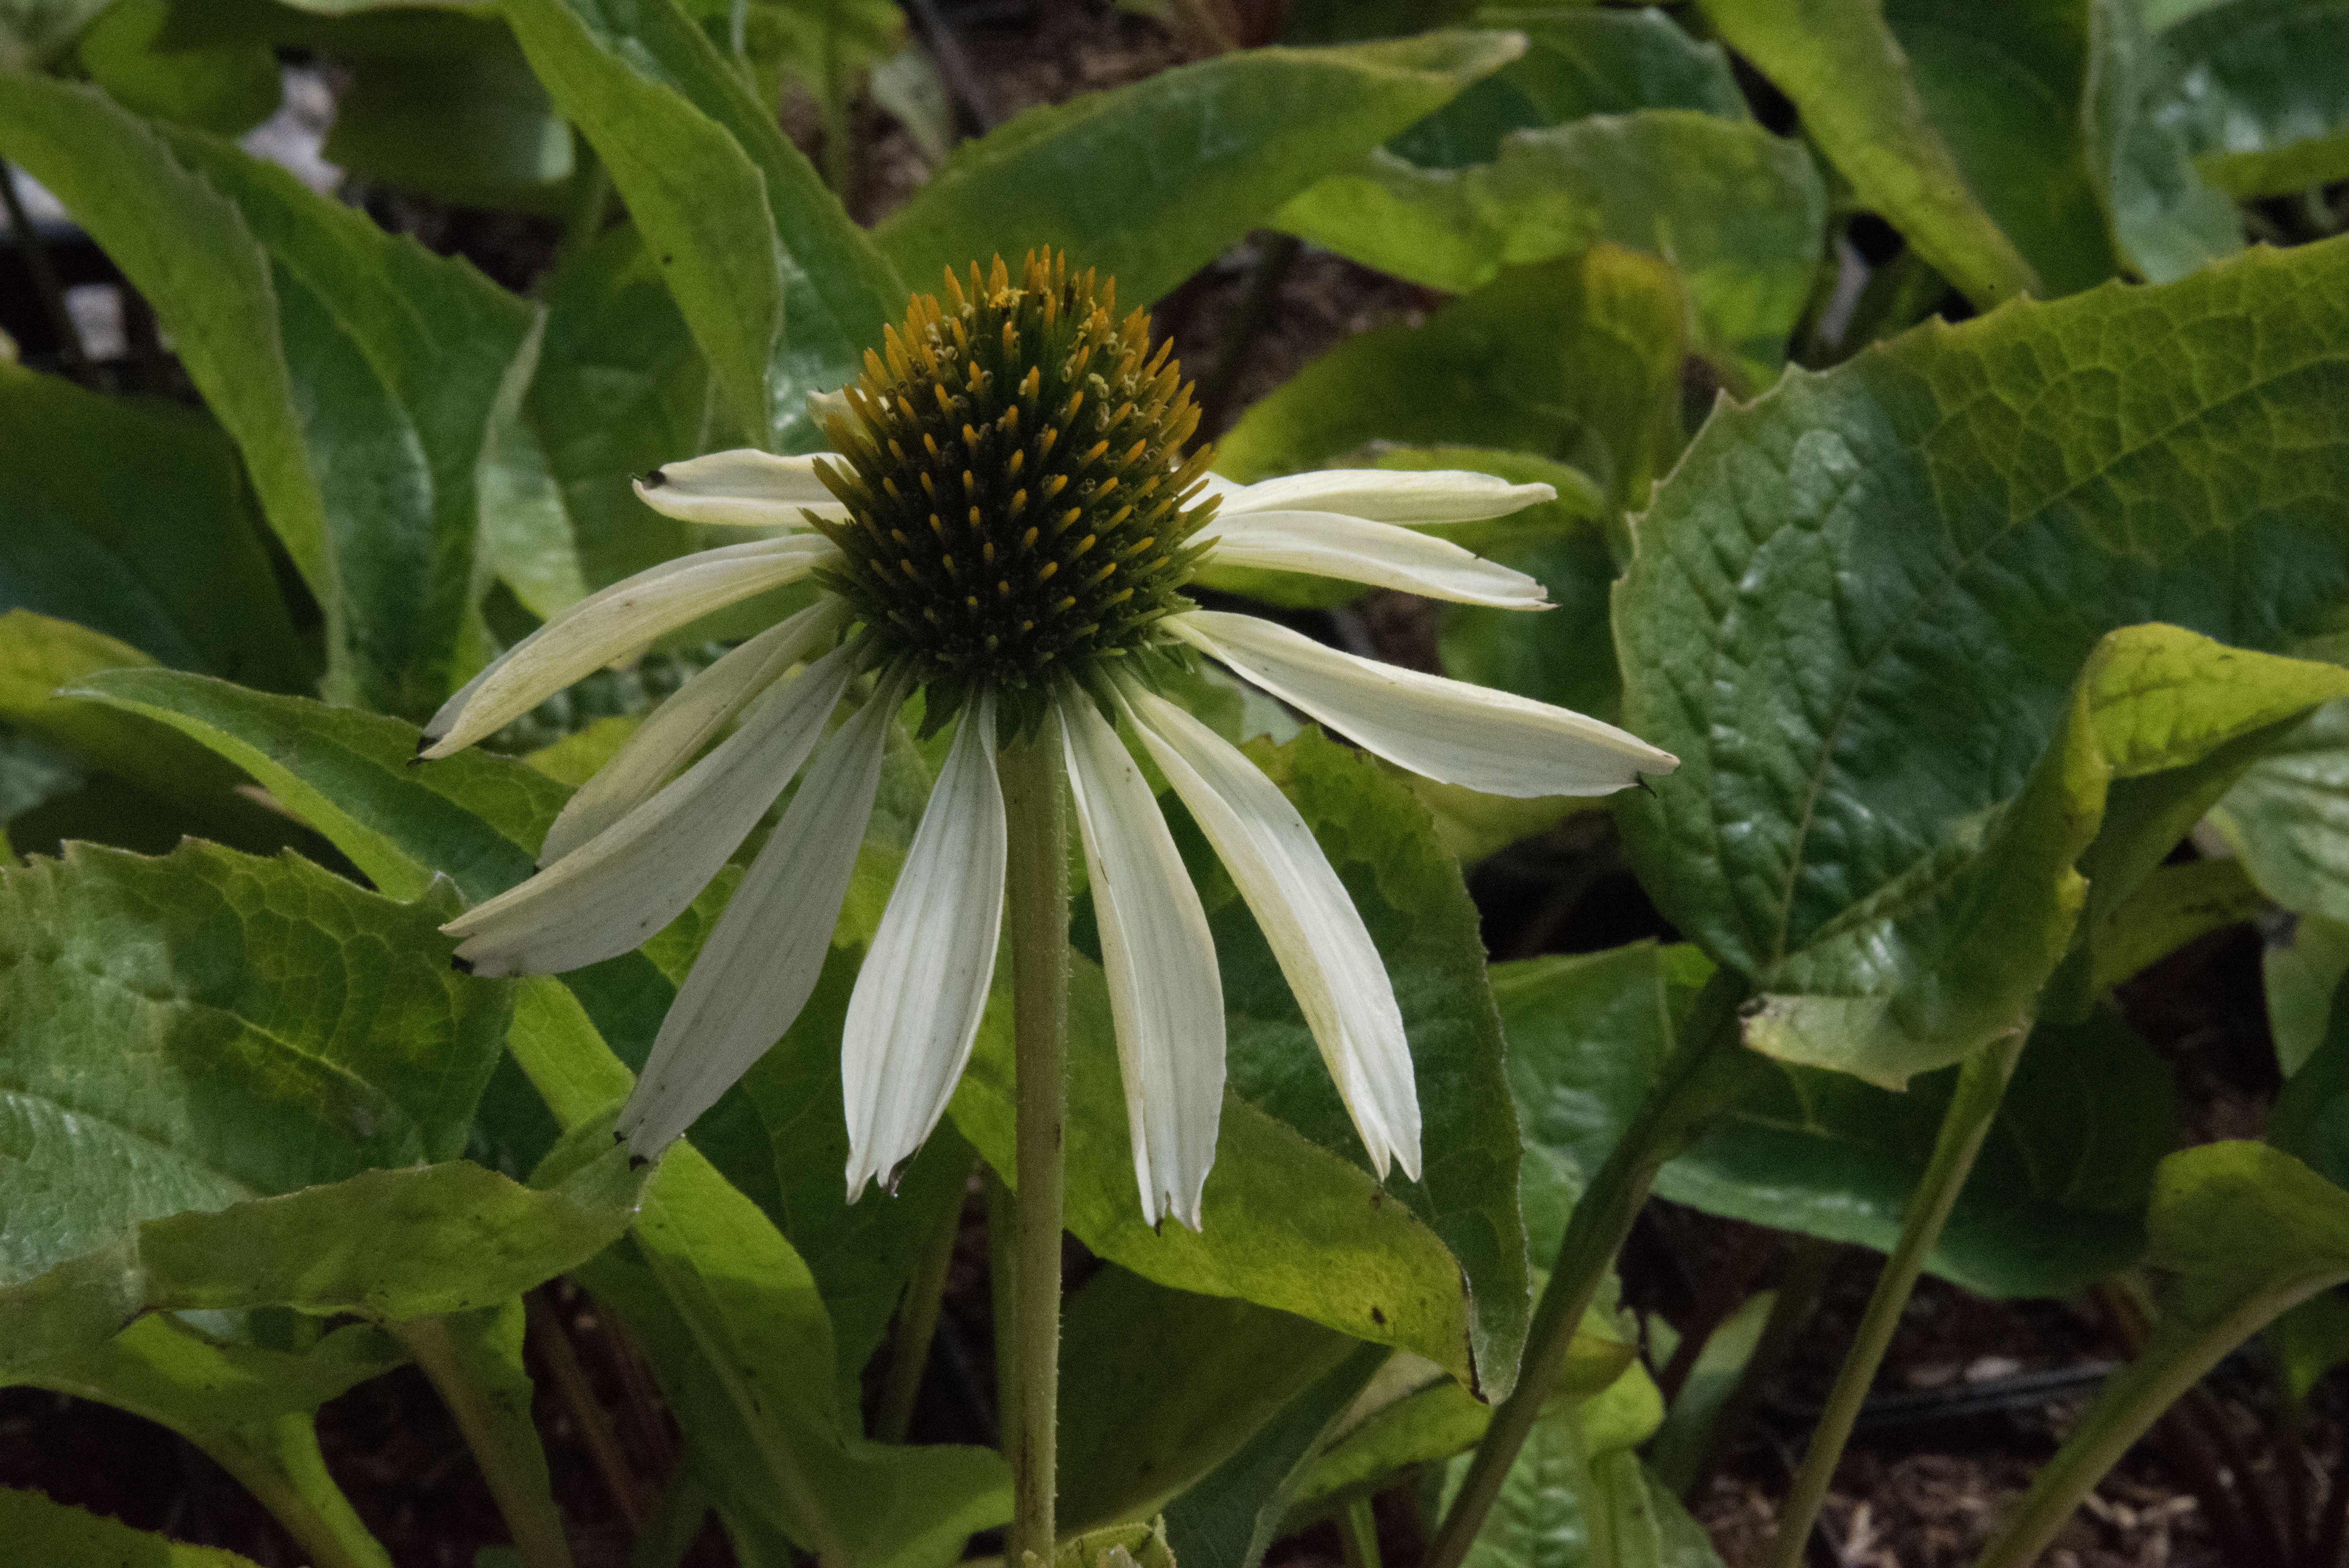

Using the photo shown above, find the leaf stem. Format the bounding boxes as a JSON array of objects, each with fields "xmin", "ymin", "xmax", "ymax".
[
  {"xmin": 390, "ymin": 1312, "xmax": 576, "ymax": 1568},
  {"xmin": 189, "ymin": 1421, "xmax": 392, "ymax": 1568},
  {"xmin": 1424, "ymin": 968, "xmax": 1757, "ymax": 1568},
  {"xmin": 1765, "ymin": 1032, "xmax": 2026, "ymax": 1568},
  {"xmin": 526, "ymin": 1290, "xmax": 646, "ymax": 1529},
  {"xmin": 1000, "ymin": 715, "xmax": 1070, "ymax": 1565},
  {"xmin": 1337, "ymin": 1493, "xmax": 1384, "ymax": 1568},
  {"xmin": 876, "ymin": 1157, "xmax": 975, "ymax": 1443}
]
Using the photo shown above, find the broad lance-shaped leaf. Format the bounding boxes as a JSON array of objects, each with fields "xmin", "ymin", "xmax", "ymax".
[
  {"xmin": 1492, "ymin": 943, "xmax": 2173, "ymax": 1300},
  {"xmin": 503, "ymin": 0, "xmax": 902, "ymax": 451},
  {"xmin": 1276, "ymin": 110, "xmax": 1825, "ymax": 390},
  {"xmin": 0, "ymin": 364, "xmax": 307, "ymax": 693},
  {"xmin": 1617, "ymin": 238, "xmax": 2349, "ymax": 1087},
  {"xmin": 1978, "ymin": 1142, "xmax": 2349, "ymax": 1565},
  {"xmin": 0, "ymin": 79, "xmax": 535, "ymax": 716},
  {"xmin": 1217, "ymin": 247, "xmax": 1687, "ymax": 513},
  {"xmin": 1697, "ymin": 0, "xmax": 2040, "ymax": 309},
  {"xmin": 876, "ymin": 30, "xmax": 1525, "ymax": 313}
]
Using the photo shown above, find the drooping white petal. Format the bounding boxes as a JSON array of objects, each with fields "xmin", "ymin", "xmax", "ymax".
[
  {"xmin": 1198, "ymin": 508, "xmax": 1549, "ymax": 608},
  {"xmin": 538, "ymin": 599, "xmax": 848, "ymax": 865},
  {"xmin": 632, "ymin": 448, "xmax": 851, "ymax": 527},
  {"xmin": 617, "ymin": 674, "xmax": 905, "ymax": 1156},
  {"xmin": 1059, "ymin": 689, "xmax": 1224, "ymax": 1229},
  {"xmin": 1171, "ymin": 610, "xmax": 1676, "ymax": 798},
  {"xmin": 443, "ymin": 641, "xmax": 859, "ymax": 976},
  {"xmin": 1209, "ymin": 467, "xmax": 1555, "ymax": 525},
  {"xmin": 1119, "ymin": 681, "xmax": 1421, "ymax": 1181},
  {"xmin": 841, "ymin": 691, "xmax": 1008, "ymax": 1199},
  {"xmin": 421, "ymin": 534, "xmax": 841, "ymax": 757}
]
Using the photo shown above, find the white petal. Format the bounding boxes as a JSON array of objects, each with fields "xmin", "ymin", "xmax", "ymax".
[
  {"xmin": 1199, "ymin": 508, "xmax": 1549, "ymax": 608},
  {"xmin": 1059, "ymin": 689, "xmax": 1224, "ymax": 1230},
  {"xmin": 841, "ymin": 692, "xmax": 1008, "ymax": 1199},
  {"xmin": 443, "ymin": 641, "xmax": 859, "ymax": 976},
  {"xmin": 1119, "ymin": 681, "xmax": 1421, "ymax": 1181},
  {"xmin": 421, "ymin": 534, "xmax": 841, "ymax": 757},
  {"xmin": 633, "ymin": 448, "xmax": 851, "ymax": 527},
  {"xmin": 1171, "ymin": 610, "xmax": 1677, "ymax": 798},
  {"xmin": 1211, "ymin": 468, "xmax": 1555, "ymax": 525},
  {"xmin": 538, "ymin": 599, "xmax": 848, "ymax": 865},
  {"xmin": 617, "ymin": 674, "xmax": 904, "ymax": 1155}
]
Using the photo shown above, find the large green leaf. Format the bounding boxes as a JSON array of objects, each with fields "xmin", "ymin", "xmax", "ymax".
[
  {"xmin": 2153, "ymin": 0, "xmax": 2349, "ymax": 198},
  {"xmin": 0, "ymin": 79, "xmax": 536, "ymax": 715},
  {"xmin": 0, "ymin": 839, "xmax": 511, "ymax": 1292},
  {"xmin": 1492, "ymin": 944, "xmax": 2174, "ymax": 1298},
  {"xmin": 77, "ymin": 0, "xmax": 280, "ymax": 135},
  {"xmin": 1212, "ymin": 729, "xmax": 1529, "ymax": 1400},
  {"xmin": 1278, "ymin": 112, "xmax": 1823, "ymax": 390},
  {"xmin": 324, "ymin": 19, "xmax": 575, "ymax": 209},
  {"xmin": 2087, "ymin": 0, "xmax": 2246, "ymax": 285},
  {"xmin": 1385, "ymin": 5, "xmax": 1746, "ymax": 171},
  {"xmin": 0, "ymin": 1487, "xmax": 266, "ymax": 1567},
  {"xmin": 0, "ymin": 363, "xmax": 306, "ymax": 691},
  {"xmin": 502, "ymin": 0, "xmax": 904, "ymax": 450},
  {"xmin": 1697, "ymin": 0, "xmax": 2040, "ymax": 308},
  {"xmin": 1056, "ymin": 1267, "xmax": 1357, "ymax": 1530},
  {"xmin": 1976, "ymin": 1142, "xmax": 2349, "ymax": 1566},
  {"xmin": 1217, "ymin": 247, "xmax": 1687, "ymax": 511},
  {"xmin": 875, "ymin": 31, "xmax": 1524, "ymax": 313},
  {"xmin": 1616, "ymin": 240, "xmax": 2349, "ymax": 1085},
  {"xmin": 2213, "ymin": 698, "xmax": 2349, "ymax": 925}
]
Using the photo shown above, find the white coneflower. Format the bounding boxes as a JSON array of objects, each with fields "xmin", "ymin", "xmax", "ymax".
[{"xmin": 420, "ymin": 252, "xmax": 1674, "ymax": 1229}]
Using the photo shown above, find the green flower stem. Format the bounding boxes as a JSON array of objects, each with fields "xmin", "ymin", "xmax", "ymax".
[
  {"xmin": 877, "ymin": 1156, "xmax": 977, "ymax": 1444},
  {"xmin": 190, "ymin": 1422, "xmax": 392, "ymax": 1568},
  {"xmin": 1765, "ymin": 1031, "xmax": 2028, "ymax": 1568},
  {"xmin": 390, "ymin": 1313, "xmax": 576, "ymax": 1568},
  {"xmin": 1337, "ymin": 1493, "xmax": 1384, "ymax": 1568},
  {"xmin": 1425, "ymin": 969, "xmax": 1757, "ymax": 1568},
  {"xmin": 1000, "ymin": 715, "xmax": 1071, "ymax": 1565}
]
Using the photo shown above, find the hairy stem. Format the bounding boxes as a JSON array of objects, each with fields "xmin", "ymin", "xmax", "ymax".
[
  {"xmin": 1425, "ymin": 969, "xmax": 1757, "ymax": 1568},
  {"xmin": 1000, "ymin": 717, "xmax": 1070, "ymax": 1564},
  {"xmin": 391, "ymin": 1313, "xmax": 576, "ymax": 1568},
  {"xmin": 1765, "ymin": 1032, "xmax": 2026, "ymax": 1568}
]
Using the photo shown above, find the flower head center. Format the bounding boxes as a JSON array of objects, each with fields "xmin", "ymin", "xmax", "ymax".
[{"xmin": 810, "ymin": 252, "xmax": 1216, "ymax": 723}]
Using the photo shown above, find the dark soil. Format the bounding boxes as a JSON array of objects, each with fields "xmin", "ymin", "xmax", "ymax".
[{"xmin": 1, "ymin": 3, "xmax": 2327, "ymax": 1567}]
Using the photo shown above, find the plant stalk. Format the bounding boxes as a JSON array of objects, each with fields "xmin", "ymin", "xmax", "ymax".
[
  {"xmin": 1424, "ymin": 969, "xmax": 1757, "ymax": 1568},
  {"xmin": 876, "ymin": 1157, "xmax": 975, "ymax": 1443},
  {"xmin": 188, "ymin": 1421, "xmax": 392, "ymax": 1568},
  {"xmin": 1764, "ymin": 1032, "xmax": 2027, "ymax": 1568},
  {"xmin": 391, "ymin": 1313, "xmax": 576, "ymax": 1568},
  {"xmin": 526, "ymin": 1290, "xmax": 646, "ymax": 1530},
  {"xmin": 1000, "ymin": 716, "xmax": 1070, "ymax": 1565},
  {"xmin": 1338, "ymin": 1493, "xmax": 1384, "ymax": 1568}
]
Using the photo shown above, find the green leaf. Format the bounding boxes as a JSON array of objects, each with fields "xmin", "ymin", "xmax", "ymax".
[
  {"xmin": 502, "ymin": 0, "xmax": 903, "ymax": 450},
  {"xmin": 1494, "ymin": 944, "xmax": 2176, "ymax": 1299},
  {"xmin": 324, "ymin": 21, "xmax": 575, "ymax": 208},
  {"xmin": 2, "ymin": 1153, "xmax": 642, "ymax": 1374},
  {"xmin": 1385, "ymin": 5, "xmax": 1746, "ymax": 170},
  {"xmin": 1217, "ymin": 247, "xmax": 1687, "ymax": 511},
  {"xmin": 0, "ymin": 0, "xmax": 109, "ymax": 68},
  {"xmin": 1975, "ymin": 1142, "xmax": 2349, "ymax": 1566},
  {"xmin": 77, "ymin": 0, "xmax": 280, "ymax": 134},
  {"xmin": 2267, "ymin": 1288, "xmax": 2349, "ymax": 1406},
  {"xmin": 0, "ymin": 613, "xmax": 331, "ymax": 862},
  {"xmin": 0, "ymin": 363, "xmax": 307, "ymax": 691},
  {"xmin": 2088, "ymin": 0, "xmax": 2246, "ymax": 284},
  {"xmin": 0, "ymin": 1486, "xmax": 267, "ymax": 1567},
  {"xmin": 1697, "ymin": 0, "xmax": 2041, "ymax": 308},
  {"xmin": 875, "ymin": 32, "xmax": 1525, "ymax": 314},
  {"xmin": 2085, "ymin": 856, "xmax": 2267, "ymax": 994},
  {"xmin": 0, "ymin": 839, "xmax": 512, "ymax": 1292},
  {"xmin": 2153, "ymin": 1, "xmax": 2349, "ymax": 198},
  {"xmin": 1645, "ymin": 1289, "xmax": 1774, "ymax": 1495},
  {"xmin": 1215, "ymin": 729, "xmax": 1530, "ymax": 1400},
  {"xmin": 1616, "ymin": 240, "xmax": 2349, "ymax": 1085},
  {"xmin": 1880, "ymin": 0, "xmax": 2122, "ymax": 297},
  {"xmin": 1286, "ymin": 1367, "xmax": 1488, "ymax": 1518},
  {"xmin": 1278, "ymin": 111, "xmax": 1825, "ymax": 390},
  {"xmin": 1160, "ymin": 1342, "xmax": 1390, "ymax": 1568},
  {"xmin": 0, "ymin": 79, "xmax": 537, "ymax": 715},
  {"xmin": 2271, "ymin": 967, "xmax": 2349, "ymax": 1192},
  {"xmin": 1057, "ymin": 1267, "xmax": 1358, "ymax": 1531},
  {"xmin": 2270, "ymin": 913, "xmax": 2349, "ymax": 1078},
  {"xmin": 2212, "ymin": 698, "xmax": 2349, "ymax": 925}
]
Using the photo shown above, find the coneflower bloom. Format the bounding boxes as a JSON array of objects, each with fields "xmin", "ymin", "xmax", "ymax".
[{"xmin": 419, "ymin": 253, "xmax": 1674, "ymax": 1228}]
